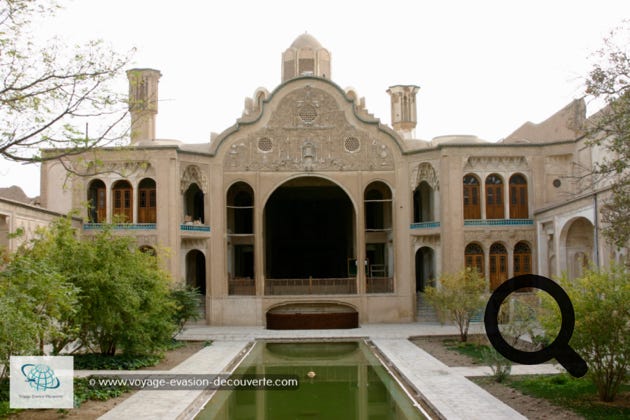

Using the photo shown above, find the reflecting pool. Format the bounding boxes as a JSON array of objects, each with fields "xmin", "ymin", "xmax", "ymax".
[{"xmin": 196, "ymin": 341, "xmax": 428, "ymax": 419}]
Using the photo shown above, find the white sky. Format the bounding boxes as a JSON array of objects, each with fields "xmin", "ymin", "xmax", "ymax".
[{"xmin": 1, "ymin": 0, "xmax": 629, "ymax": 197}]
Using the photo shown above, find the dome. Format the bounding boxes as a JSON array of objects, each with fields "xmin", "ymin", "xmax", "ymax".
[
  {"xmin": 282, "ymin": 33, "xmax": 331, "ymax": 82},
  {"xmin": 290, "ymin": 33, "xmax": 323, "ymax": 49},
  {"xmin": 431, "ymin": 135, "xmax": 487, "ymax": 146}
]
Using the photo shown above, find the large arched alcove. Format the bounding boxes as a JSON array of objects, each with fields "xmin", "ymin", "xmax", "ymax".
[
  {"xmin": 563, "ymin": 217, "xmax": 594, "ymax": 279},
  {"xmin": 264, "ymin": 177, "xmax": 355, "ymax": 283}
]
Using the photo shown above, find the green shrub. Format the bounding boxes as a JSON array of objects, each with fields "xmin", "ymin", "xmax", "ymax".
[
  {"xmin": 74, "ymin": 353, "xmax": 161, "ymax": 370},
  {"xmin": 74, "ymin": 376, "xmax": 130, "ymax": 407},
  {"xmin": 171, "ymin": 286, "xmax": 202, "ymax": 334},
  {"xmin": 481, "ymin": 347, "xmax": 512, "ymax": 383},
  {"xmin": 539, "ymin": 263, "xmax": 630, "ymax": 402},
  {"xmin": 425, "ymin": 268, "xmax": 488, "ymax": 342}
]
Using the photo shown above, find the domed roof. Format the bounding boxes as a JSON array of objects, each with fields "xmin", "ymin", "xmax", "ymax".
[{"xmin": 290, "ymin": 33, "xmax": 323, "ymax": 49}]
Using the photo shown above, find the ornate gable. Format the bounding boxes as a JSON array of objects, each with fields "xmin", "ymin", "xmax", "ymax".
[{"xmin": 222, "ymin": 83, "xmax": 396, "ymax": 172}]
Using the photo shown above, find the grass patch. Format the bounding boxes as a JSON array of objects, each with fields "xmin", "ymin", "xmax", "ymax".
[
  {"xmin": 507, "ymin": 374, "xmax": 630, "ymax": 419},
  {"xmin": 443, "ymin": 338, "xmax": 489, "ymax": 364},
  {"xmin": 74, "ymin": 353, "xmax": 162, "ymax": 370}
]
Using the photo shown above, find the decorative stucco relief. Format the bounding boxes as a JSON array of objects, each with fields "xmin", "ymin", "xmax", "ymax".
[
  {"xmin": 411, "ymin": 162, "xmax": 439, "ymax": 190},
  {"xmin": 78, "ymin": 160, "xmax": 154, "ymax": 178},
  {"xmin": 181, "ymin": 238, "xmax": 208, "ymax": 251},
  {"xmin": 136, "ymin": 235, "xmax": 157, "ymax": 246},
  {"xmin": 463, "ymin": 156, "xmax": 529, "ymax": 172},
  {"xmin": 463, "ymin": 229, "xmax": 535, "ymax": 248},
  {"xmin": 180, "ymin": 165, "xmax": 208, "ymax": 193},
  {"xmin": 224, "ymin": 86, "xmax": 394, "ymax": 172},
  {"xmin": 413, "ymin": 234, "xmax": 441, "ymax": 248}
]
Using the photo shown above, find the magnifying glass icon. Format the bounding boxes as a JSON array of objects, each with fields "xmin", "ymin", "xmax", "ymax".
[{"xmin": 484, "ymin": 274, "xmax": 588, "ymax": 378}]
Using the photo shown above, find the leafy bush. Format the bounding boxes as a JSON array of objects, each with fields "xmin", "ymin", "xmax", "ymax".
[
  {"xmin": 171, "ymin": 286, "xmax": 202, "ymax": 334},
  {"xmin": 74, "ymin": 353, "xmax": 161, "ymax": 370},
  {"xmin": 539, "ymin": 263, "xmax": 630, "ymax": 402},
  {"xmin": 15, "ymin": 217, "xmax": 179, "ymax": 356},
  {"xmin": 425, "ymin": 267, "xmax": 488, "ymax": 342},
  {"xmin": 74, "ymin": 376, "xmax": 130, "ymax": 407},
  {"xmin": 481, "ymin": 347, "xmax": 512, "ymax": 383}
]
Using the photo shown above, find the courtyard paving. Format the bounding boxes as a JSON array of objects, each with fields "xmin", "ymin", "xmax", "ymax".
[{"xmin": 97, "ymin": 323, "xmax": 562, "ymax": 419}]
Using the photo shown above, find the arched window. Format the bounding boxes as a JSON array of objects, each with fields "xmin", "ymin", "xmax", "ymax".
[
  {"xmin": 227, "ymin": 182, "xmax": 254, "ymax": 234},
  {"xmin": 365, "ymin": 181, "xmax": 392, "ymax": 230},
  {"xmin": 227, "ymin": 182, "xmax": 255, "ymax": 292},
  {"xmin": 489, "ymin": 243, "xmax": 508, "ymax": 290},
  {"xmin": 509, "ymin": 174, "xmax": 528, "ymax": 219},
  {"xmin": 112, "ymin": 180, "xmax": 133, "ymax": 222},
  {"xmin": 184, "ymin": 183, "xmax": 204, "ymax": 224},
  {"xmin": 365, "ymin": 181, "xmax": 394, "ymax": 289},
  {"xmin": 87, "ymin": 179, "xmax": 106, "ymax": 223},
  {"xmin": 138, "ymin": 178, "xmax": 156, "ymax": 223},
  {"xmin": 465, "ymin": 243, "xmax": 484, "ymax": 275},
  {"xmin": 485, "ymin": 174, "xmax": 505, "ymax": 219},
  {"xmin": 139, "ymin": 245, "xmax": 156, "ymax": 256},
  {"xmin": 514, "ymin": 242, "xmax": 532, "ymax": 277},
  {"xmin": 463, "ymin": 175, "xmax": 481, "ymax": 219}
]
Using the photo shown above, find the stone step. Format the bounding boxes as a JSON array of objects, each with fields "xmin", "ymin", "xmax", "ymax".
[{"xmin": 415, "ymin": 293, "xmax": 439, "ymax": 323}]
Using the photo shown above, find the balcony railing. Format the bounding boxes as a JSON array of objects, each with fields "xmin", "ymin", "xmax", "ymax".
[
  {"xmin": 366, "ymin": 277, "xmax": 394, "ymax": 293},
  {"xmin": 83, "ymin": 223, "xmax": 156, "ymax": 230},
  {"xmin": 180, "ymin": 224, "xmax": 211, "ymax": 232},
  {"xmin": 265, "ymin": 277, "xmax": 357, "ymax": 295},
  {"xmin": 228, "ymin": 278, "xmax": 255, "ymax": 295},
  {"xmin": 410, "ymin": 221, "xmax": 440, "ymax": 229},
  {"xmin": 464, "ymin": 219, "xmax": 533, "ymax": 227}
]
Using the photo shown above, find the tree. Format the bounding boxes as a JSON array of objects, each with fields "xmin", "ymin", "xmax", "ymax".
[
  {"xmin": 539, "ymin": 264, "xmax": 629, "ymax": 402},
  {"xmin": 584, "ymin": 22, "xmax": 630, "ymax": 247},
  {"xmin": 0, "ymin": 243, "xmax": 78, "ymax": 380},
  {"xmin": 31, "ymin": 218, "xmax": 177, "ymax": 355},
  {"xmin": 424, "ymin": 267, "xmax": 488, "ymax": 342},
  {"xmin": 0, "ymin": 0, "xmax": 133, "ymax": 164},
  {"xmin": 6, "ymin": 217, "xmax": 178, "ymax": 356}
]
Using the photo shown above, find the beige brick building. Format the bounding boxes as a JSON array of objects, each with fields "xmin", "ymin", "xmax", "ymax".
[{"xmin": 40, "ymin": 34, "xmax": 625, "ymax": 326}]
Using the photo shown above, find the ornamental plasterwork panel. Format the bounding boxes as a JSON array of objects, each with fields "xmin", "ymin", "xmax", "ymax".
[
  {"xmin": 180, "ymin": 165, "xmax": 208, "ymax": 193},
  {"xmin": 77, "ymin": 160, "xmax": 154, "ymax": 178},
  {"xmin": 413, "ymin": 234, "xmax": 440, "ymax": 248},
  {"xmin": 463, "ymin": 229, "xmax": 535, "ymax": 248},
  {"xmin": 463, "ymin": 156, "xmax": 528, "ymax": 172},
  {"xmin": 224, "ymin": 86, "xmax": 394, "ymax": 172},
  {"xmin": 136, "ymin": 235, "xmax": 157, "ymax": 246},
  {"xmin": 411, "ymin": 162, "xmax": 439, "ymax": 190},
  {"xmin": 181, "ymin": 238, "xmax": 208, "ymax": 250}
]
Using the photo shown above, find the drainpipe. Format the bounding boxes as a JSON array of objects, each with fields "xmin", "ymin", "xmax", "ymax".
[{"xmin": 593, "ymin": 192, "xmax": 600, "ymax": 268}]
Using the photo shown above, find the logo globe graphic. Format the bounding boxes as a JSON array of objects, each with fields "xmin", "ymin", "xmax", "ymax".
[{"xmin": 21, "ymin": 364, "xmax": 61, "ymax": 391}]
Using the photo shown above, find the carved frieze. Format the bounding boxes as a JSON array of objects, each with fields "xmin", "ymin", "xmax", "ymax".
[
  {"xmin": 413, "ymin": 234, "xmax": 441, "ymax": 248},
  {"xmin": 224, "ymin": 86, "xmax": 394, "ymax": 172},
  {"xmin": 181, "ymin": 164, "xmax": 208, "ymax": 193},
  {"xmin": 181, "ymin": 238, "xmax": 208, "ymax": 250},
  {"xmin": 463, "ymin": 229, "xmax": 535, "ymax": 248},
  {"xmin": 463, "ymin": 156, "xmax": 529, "ymax": 172},
  {"xmin": 411, "ymin": 162, "xmax": 439, "ymax": 190},
  {"xmin": 78, "ymin": 160, "xmax": 154, "ymax": 178},
  {"xmin": 136, "ymin": 235, "xmax": 157, "ymax": 246}
]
